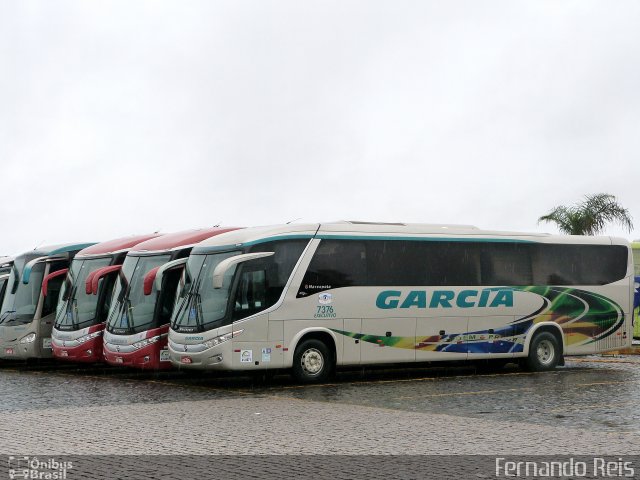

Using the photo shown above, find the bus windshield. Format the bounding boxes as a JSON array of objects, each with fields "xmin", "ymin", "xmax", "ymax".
[
  {"xmin": 171, "ymin": 251, "xmax": 239, "ymax": 333},
  {"xmin": 55, "ymin": 257, "xmax": 112, "ymax": 330},
  {"xmin": 0, "ymin": 258, "xmax": 45, "ymax": 325},
  {"xmin": 107, "ymin": 254, "xmax": 171, "ymax": 334}
]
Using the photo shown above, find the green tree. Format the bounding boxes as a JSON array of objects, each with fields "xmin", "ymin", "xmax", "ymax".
[{"xmin": 538, "ymin": 193, "xmax": 633, "ymax": 235}]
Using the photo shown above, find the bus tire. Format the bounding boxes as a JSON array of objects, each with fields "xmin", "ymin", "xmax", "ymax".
[
  {"xmin": 292, "ymin": 339, "xmax": 333, "ymax": 384},
  {"xmin": 525, "ymin": 331, "xmax": 560, "ymax": 372}
]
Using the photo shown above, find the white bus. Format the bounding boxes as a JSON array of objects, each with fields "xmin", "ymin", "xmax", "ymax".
[
  {"xmin": 168, "ymin": 222, "xmax": 633, "ymax": 383},
  {"xmin": 0, "ymin": 243, "xmax": 95, "ymax": 359}
]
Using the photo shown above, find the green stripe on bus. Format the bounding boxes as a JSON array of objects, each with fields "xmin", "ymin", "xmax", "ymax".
[{"xmin": 193, "ymin": 234, "xmax": 538, "ymax": 253}]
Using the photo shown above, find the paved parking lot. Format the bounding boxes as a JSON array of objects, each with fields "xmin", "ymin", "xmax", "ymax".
[{"xmin": 0, "ymin": 357, "xmax": 639, "ymax": 456}]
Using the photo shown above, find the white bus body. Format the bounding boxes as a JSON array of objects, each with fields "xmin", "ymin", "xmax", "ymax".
[
  {"xmin": 0, "ymin": 244, "xmax": 95, "ymax": 360},
  {"xmin": 168, "ymin": 222, "xmax": 633, "ymax": 382}
]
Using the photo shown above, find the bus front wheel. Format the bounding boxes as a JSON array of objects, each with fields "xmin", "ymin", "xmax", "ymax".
[
  {"xmin": 292, "ymin": 339, "xmax": 333, "ymax": 384},
  {"xmin": 524, "ymin": 331, "xmax": 561, "ymax": 372}
]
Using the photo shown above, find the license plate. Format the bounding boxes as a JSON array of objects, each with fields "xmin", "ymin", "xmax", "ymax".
[
  {"xmin": 160, "ymin": 350, "xmax": 170, "ymax": 362},
  {"xmin": 115, "ymin": 357, "xmax": 123, "ymax": 364},
  {"xmin": 59, "ymin": 351, "xmax": 68, "ymax": 357},
  {"xmin": 4, "ymin": 348, "xmax": 13, "ymax": 355},
  {"xmin": 43, "ymin": 338, "xmax": 52, "ymax": 349},
  {"xmin": 181, "ymin": 356, "xmax": 192, "ymax": 364}
]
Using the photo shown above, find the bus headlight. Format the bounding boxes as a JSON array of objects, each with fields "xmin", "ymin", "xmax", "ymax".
[
  {"xmin": 131, "ymin": 335, "xmax": 161, "ymax": 350},
  {"xmin": 76, "ymin": 331, "xmax": 103, "ymax": 345},
  {"xmin": 204, "ymin": 330, "xmax": 243, "ymax": 349},
  {"xmin": 19, "ymin": 333, "xmax": 36, "ymax": 344}
]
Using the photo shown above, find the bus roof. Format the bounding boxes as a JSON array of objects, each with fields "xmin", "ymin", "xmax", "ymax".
[
  {"xmin": 17, "ymin": 242, "xmax": 97, "ymax": 284},
  {"xmin": 128, "ymin": 228, "xmax": 242, "ymax": 255},
  {"xmin": 191, "ymin": 224, "xmax": 320, "ymax": 253},
  {"xmin": 76, "ymin": 234, "xmax": 162, "ymax": 258},
  {"xmin": 0, "ymin": 256, "xmax": 13, "ymax": 268},
  {"xmin": 190, "ymin": 221, "xmax": 626, "ymax": 253},
  {"xmin": 19, "ymin": 243, "xmax": 98, "ymax": 259}
]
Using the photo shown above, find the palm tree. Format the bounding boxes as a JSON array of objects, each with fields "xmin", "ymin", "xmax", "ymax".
[{"xmin": 538, "ymin": 193, "xmax": 633, "ymax": 235}]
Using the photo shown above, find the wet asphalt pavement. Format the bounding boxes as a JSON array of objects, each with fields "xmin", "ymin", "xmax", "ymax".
[{"xmin": 0, "ymin": 356, "xmax": 637, "ymax": 434}]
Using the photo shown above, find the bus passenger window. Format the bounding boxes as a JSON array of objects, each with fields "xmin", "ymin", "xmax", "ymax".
[
  {"xmin": 480, "ymin": 244, "xmax": 533, "ymax": 286},
  {"xmin": 530, "ymin": 244, "xmax": 627, "ymax": 286},
  {"xmin": 297, "ymin": 241, "xmax": 366, "ymax": 297}
]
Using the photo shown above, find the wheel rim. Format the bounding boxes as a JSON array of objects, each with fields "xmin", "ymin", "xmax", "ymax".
[
  {"xmin": 301, "ymin": 348, "xmax": 324, "ymax": 376},
  {"xmin": 536, "ymin": 339, "xmax": 555, "ymax": 366}
]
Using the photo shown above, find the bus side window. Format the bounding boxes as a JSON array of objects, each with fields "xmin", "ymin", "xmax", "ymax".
[
  {"xmin": 233, "ymin": 268, "xmax": 267, "ymax": 320},
  {"xmin": 297, "ymin": 240, "xmax": 366, "ymax": 297},
  {"xmin": 530, "ymin": 244, "xmax": 627, "ymax": 286},
  {"xmin": 480, "ymin": 243, "xmax": 533, "ymax": 286},
  {"xmin": 158, "ymin": 269, "xmax": 182, "ymax": 323},
  {"xmin": 98, "ymin": 275, "xmax": 117, "ymax": 322},
  {"xmin": 42, "ymin": 274, "xmax": 65, "ymax": 317},
  {"xmin": 232, "ymin": 239, "xmax": 308, "ymax": 319}
]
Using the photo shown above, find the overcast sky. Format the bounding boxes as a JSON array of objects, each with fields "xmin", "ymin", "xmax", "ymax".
[{"xmin": 1, "ymin": 1, "xmax": 639, "ymax": 255}]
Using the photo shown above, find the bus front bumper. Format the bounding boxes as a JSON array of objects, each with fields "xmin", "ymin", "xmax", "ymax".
[
  {"xmin": 104, "ymin": 341, "xmax": 172, "ymax": 370},
  {"xmin": 0, "ymin": 333, "xmax": 51, "ymax": 360},
  {"xmin": 52, "ymin": 336, "xmax": 104, "ymax": 363},
  {"xmin": 168, "ymin": 342, "xmax": 232, "ymax": 370}
]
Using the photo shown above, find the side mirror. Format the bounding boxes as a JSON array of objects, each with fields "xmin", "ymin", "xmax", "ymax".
[
  {"xmin": 143, "ymin": 267, "xmax": 161, "ymax": 296},
  {"xmin": 86, "ymin": 265, "xmax": 122, "ymax": 295},
  {"xmin": 41, "ymin": 268, "xmax": 68, "ymax": 297},
  {"xmin": 144, "ymin": 258, "xmax": 187, "ymax": 296},
  {"xmin": 85, "ymin": 269, "xmax": 99, "ymax": 295},
  {"xmin": 21, "ymin": 256, "xmax": 49, "ymax": 284},
  {"xmin": 212, "ymin": 252, "xmax": 274, "ymax": 289}
]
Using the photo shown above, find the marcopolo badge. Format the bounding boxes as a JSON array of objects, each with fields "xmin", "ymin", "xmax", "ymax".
[{"xmin": 318, "ymin": 292, "xmax": 333, "ymax": 305}]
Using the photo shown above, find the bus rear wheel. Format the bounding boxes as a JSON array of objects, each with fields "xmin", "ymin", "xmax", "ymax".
[
  {"xmin": 524, "ymin": 331, "xmax": 561, "ymax": 372},
  {"xmin": 292, "ymin": 339, "xmax": 333, "ymax": 384}
]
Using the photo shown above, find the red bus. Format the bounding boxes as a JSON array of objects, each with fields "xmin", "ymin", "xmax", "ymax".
[
  {"xmin": 103, "ymin": 228, "xmax": 240, "ymax": 369},
  {"xmin": 50, "ymin": 234, "xmax": 161, "ymax": 363}
]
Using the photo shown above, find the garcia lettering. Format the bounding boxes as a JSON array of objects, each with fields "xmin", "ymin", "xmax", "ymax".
[{"xmin": 376, "ymin": 289, "xmax": 514, "ymax": 309}]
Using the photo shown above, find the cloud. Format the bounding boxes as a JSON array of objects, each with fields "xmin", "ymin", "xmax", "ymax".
[{"xmin": 1, "ymin": 0, "xmax": 640, "ymax": 254}]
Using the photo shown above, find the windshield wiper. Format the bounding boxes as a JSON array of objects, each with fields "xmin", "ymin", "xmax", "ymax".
[
  {"xmin": 122, "ymin": 297, "xmax": 133, "ymax": 331},
  {"xmin": 71, "ymin": 301, "xmax": 80, "ymax": 329},
  {"xmin": 108, "ymin": 275, "xmax": 134, "ymax": 332},
  {"xmin": 0, "ymin": 310, "xmax": 16, "ymax": 325},
  {"xmin": 187, "ymin": 276, "xmax": 204, "ymax": 330},
  {"xmin": 106, "ymin": 293, "xmax": 125, "ymax": 331},
  {"xmin": 193, "ymin": 284, "xmax": 204, "ymax": 330},
  {"xmin": 172, "ymin": 278, "xmax": 197, "ymax": 329},
  {"xmin": 60, "ymin": 283, "xmax": 79, "ymax": 329},
  {"xmin": 173, "ymin": 276, "xmax": 203, "ymax": 331}
]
